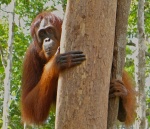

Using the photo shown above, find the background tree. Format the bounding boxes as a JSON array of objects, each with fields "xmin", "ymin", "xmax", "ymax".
[
  {"xmin": 108, "ymin": 0, "xmax": 131, "ymax": 128},
  {"xmin": 134, "ymin": 0, "xmax": 146, "ymax": 128},
  {"xmin": 2, "ymin": 0, "xmax": 15, "ymax": 128},
  {"xmin": 126, "ymin": 0, "xmax": 150, "ymax": 128}
]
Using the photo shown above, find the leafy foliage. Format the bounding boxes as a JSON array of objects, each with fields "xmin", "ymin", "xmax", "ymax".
[
  {"xmin": 0, "ymin": 21, "xmax": 9, "ymax": 127},
  {"xmin": 0, "ymin": 0, "xmax": 11, "ymax": 5},
  {"xmin": 9, "ymin": 25, "xmax": 29, "ymax": 128},
  {"xmin": 126, "ymin": 0, "xmax": 150, "ymax": 127}
]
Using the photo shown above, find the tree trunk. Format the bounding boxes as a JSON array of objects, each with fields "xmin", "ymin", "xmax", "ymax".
[
  {"xmin": 107, "ymin": 0, "xmax": 131, "ymax": 129},
  {"xmin": 55, "ymin": 0, "xmax": 117, "ymax": 129},
  {"xmin": 2, "ymin": 0, "xmax": 15, "ymax": 129},
  {"xmin": 134, "ymin": 0, "xmax": 146, "ymax": 129}
]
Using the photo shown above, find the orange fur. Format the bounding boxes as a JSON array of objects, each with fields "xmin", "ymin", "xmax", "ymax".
[
  {"xmin": 21, "ymin": 12, "xmax": 62, "ymax": 125},
  {"xmin": 122, "ymin": 71, "xmax": 137, "ymax": 126},
  {"xmin": 21, "ymin": 45, "xmax": 59, "ymax": 125}
]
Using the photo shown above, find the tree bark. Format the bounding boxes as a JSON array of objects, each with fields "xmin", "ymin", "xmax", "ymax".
[
  {"xmin": 2, "ymin": 0, "xmax": 15, "ymax": 129},
  {"xmin": 134, "ymin": 0, "xmax": 146, "ymax": 128},
  {"xmin": 55, "ymin": 0, "xmax": 117, "ymax": 129},
  {"xmin": 107, "ymin": 0, "xmax": 131, "ymax": 129}
]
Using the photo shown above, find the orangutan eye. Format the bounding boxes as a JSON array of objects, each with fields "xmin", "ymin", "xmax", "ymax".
[
  {"xmin": 38, "ymin": 29, "xmax": 46, "ymax": 38},
  {"xmin": 46, "ymin": 27, "xmax": 54, "ymax": 34}
]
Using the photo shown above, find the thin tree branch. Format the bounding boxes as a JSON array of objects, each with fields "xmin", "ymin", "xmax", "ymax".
[
  {"xmin": 0, "ymin": 8, "xmax": 12, "ymax": 13},
  {"xmin": 127, "ymin": 41, "xmax": 136, "ymax": 46},
  {"xmin": 126, "ymin": 41, "xmax": 150, "ymax": 57}
]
